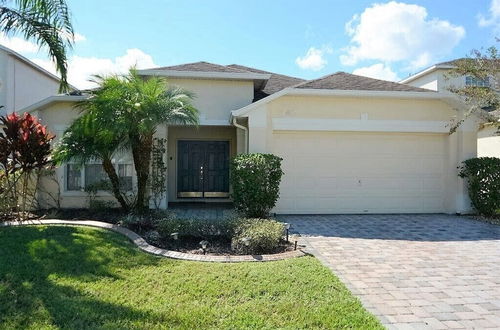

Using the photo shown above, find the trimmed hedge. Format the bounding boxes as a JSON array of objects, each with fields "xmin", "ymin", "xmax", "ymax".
[
  {"xmin": 230, "ymin": 153, "xmax": 284, "ymax": 218},
  {"xmin": 459, "ymin": 157, "xmax": 500, "ymax": 216},
  {"xmin": 231, "ymin": 218, "xmax": 285, "ymax": 255}
]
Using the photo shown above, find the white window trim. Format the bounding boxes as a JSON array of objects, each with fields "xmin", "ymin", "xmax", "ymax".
[{"xmin": 62, "ymin": 161, "xmax": 135, "ymax": 197}]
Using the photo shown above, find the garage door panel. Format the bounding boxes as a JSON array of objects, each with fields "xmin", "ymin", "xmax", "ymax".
[{"xmin": 272, "ymin": 132, "xmax": 446, "ymax": 214}]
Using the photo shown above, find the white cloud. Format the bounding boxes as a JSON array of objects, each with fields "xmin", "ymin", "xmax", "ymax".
[
  {"xmin": 352, "ymin": 63, "xmax": 399, "ymax": 81},
  {"xmin": 295, "ymin": 46, "xmax": 332, "ymax": 71},
  {"xmin": 478, "ymin": 0, "xmax": 500, "ymax": 29},
  {"xmin": 0, "ymin": 33, "xmax": 39, "ymax": 53},
  {"xmin": 73, "ymin": 33, "xmax": 87, "ymax": 42},
  {"xmin": 0, "ymin": 32, "xmax": 87, "ymax": 54},
  {"xmin": 31, "ymin": 48, "xmax": 158, "ymax": 89},
  {"xmin": 340, "ymin": 1, "xmax": 465, "ymax": 70}
]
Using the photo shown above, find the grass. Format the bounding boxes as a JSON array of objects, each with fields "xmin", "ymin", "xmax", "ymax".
[{"xmin": 0, "ymin": 225, "xmax": 382, "ymax": 329}]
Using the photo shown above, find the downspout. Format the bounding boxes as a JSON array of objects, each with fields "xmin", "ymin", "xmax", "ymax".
[{"xmin": 232, "ymin": 117, "xmax": 248, "ymax": 153}]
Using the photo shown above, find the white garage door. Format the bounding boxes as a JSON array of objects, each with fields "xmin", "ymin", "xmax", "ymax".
[{"xmin": 272, "ymin": 131, "xmax": 447, "ymax": 214}]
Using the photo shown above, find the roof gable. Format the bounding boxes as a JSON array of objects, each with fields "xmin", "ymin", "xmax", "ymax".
[
  {"xmin": 149, "ymin": 61, "xmax": 248, "ymax": 73},
  {"xmin": 296, "ymin": 72, "xmax": 432, "ymax": 92},
  {"xmin": 227, "ymin": 64, "xmax": 305, "ymax": 96}
]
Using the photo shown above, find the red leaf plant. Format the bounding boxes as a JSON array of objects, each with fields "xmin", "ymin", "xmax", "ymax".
[{"xmin": 0, "ymin": 112, "xmax": 55, "ymax": 217}]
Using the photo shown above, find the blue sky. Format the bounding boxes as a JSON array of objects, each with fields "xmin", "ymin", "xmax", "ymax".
[{"xmin": 1, "ymin": 0, "xmax": 499, "ymax": 88}]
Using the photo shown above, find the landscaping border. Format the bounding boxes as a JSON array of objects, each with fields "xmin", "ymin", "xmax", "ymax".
[{"xmin": 1, "ymin": 219, "xmax": 307, "ymax": 262}]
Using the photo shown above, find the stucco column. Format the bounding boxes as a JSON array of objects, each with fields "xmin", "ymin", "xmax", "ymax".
[
  {"xmin": 448, "ymin": 114, "xmax": 478, "ymax": 214},
  {"xmin": 247, "ymin": 106, "xmax": 268, "ymax": 153}
]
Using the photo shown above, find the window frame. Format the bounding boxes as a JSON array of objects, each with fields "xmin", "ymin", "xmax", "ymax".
[
  {"xmin": 63, "ymin": 160, "xmax": 135, "ymax": 196},
  {"xmin": 465, "ymin": 75, "xmax": 490, "ymax": 88}
]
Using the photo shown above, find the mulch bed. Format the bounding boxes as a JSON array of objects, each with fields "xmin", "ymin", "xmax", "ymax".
[
  {"xmin": 33, "ymin": 208, "xmax": 125, "ymax": 224},
  {"xmin": 138, "ymin": 233, "xmax": 295, "ymax": 256}
]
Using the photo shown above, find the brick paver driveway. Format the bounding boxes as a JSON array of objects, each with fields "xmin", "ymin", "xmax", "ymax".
[{"xmin": 280, "ymin": 214, "xmax": 500, "ymax": 329}]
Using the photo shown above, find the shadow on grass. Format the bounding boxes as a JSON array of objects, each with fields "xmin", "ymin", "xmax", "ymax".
[{"xmin": 0, "ymin": 226, "xmax": 163, "ymax": 329}]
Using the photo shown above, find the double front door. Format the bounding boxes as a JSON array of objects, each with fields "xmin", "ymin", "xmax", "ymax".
[{"xmin": 177, "ymin": 140, "xmax": 230, "ymax": 198}]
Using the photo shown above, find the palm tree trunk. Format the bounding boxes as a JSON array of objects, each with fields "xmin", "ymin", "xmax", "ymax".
[
  {"xmin": 102, "ymin": 158, "xmax": 129, "ymax": 211},
  {"xmin": 132, "ymin": 134, "xmax": 153, "ymax": 211}
]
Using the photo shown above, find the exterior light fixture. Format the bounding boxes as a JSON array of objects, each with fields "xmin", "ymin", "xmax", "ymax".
[
  {"xmin": 284, "ymin": 223, "xmax": 291, "ymax": 242},
  {"xmin": 171, "ymin": 232, "xmax": 179, "ymax": 240},
  {"xmin": 293, "ymin": 235, "xmax": 299, "ymax": 250}
]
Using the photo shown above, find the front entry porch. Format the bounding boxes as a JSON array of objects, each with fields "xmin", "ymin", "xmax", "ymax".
[{"xmin": 166, "ymin": 125, "xmax": 243, "ymax": 204}]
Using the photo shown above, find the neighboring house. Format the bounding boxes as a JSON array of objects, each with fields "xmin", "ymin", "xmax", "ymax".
[
  {"xmin": 0, "ymin": 44, "xmax": 70, "ymax": 115},
  {"xmin": 401, "ymin": 59, "xmax": 500, "ymax": 158},
  {"xmin": 24, "ymin": 61, "xmax": 478, "ymax": 214}
]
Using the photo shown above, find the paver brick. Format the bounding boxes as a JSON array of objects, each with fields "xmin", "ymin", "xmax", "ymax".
[{"xmin": 281, "ymin": 214, "xmax": 500, "ymax": 329}]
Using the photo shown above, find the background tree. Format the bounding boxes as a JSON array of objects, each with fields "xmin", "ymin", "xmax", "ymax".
[
  {"xmin": 0, "ymin": 0, "xmax": 73, "ymax": 91},
  {"xmin": 56, "ymin": 69, "xmax": 199, "ymax": 211},
  {"xmin": 448, "ymin": 45, "xmax": 500, "ymax": 133}
]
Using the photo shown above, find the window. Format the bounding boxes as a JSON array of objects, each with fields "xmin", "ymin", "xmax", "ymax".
[
  {"xmin": 118, "ymin": 164, "xmax": 133, "ymax": 191},
  {"xmin": 66, "ymin": 164, "xmax": 82, "ymax": 191},
  {"xmin": 465, "ymin": 76, "xmax": 490, "ymax": 87},
  {"xmin": 84, "ymin": 164, "xmax": 109, "ymax": 188},
  {"xmin": 65, "ymin": 162, "xmax": 134, "ymax": 192}
]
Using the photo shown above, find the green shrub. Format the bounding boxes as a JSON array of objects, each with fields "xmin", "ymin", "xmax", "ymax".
[
  {"xmin": 231, "ymin": 218, "xmax": 285, "ymax": 255},
  {"xmin": 155, "ymin": 217, "xmax": 238, "ymax": 240},
  {"xmin": 230, "ymin": 153, "xmax": 284, "ymax": 218},
  {"xmin": 459, "ymin": 157, "xmax": 500, "ymax": 216},
  {"xmin": 120, "ymin": 210, "xmax": 175, "ymax": 231}
]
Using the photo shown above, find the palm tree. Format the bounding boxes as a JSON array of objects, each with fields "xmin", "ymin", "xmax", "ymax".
[
  {"xmin": 53, "ymin": 113, "xmax": 131, "ymax": 211},
  {"xmin": 56, "ymin": 68, "xmax": 199, "ymax": 211},
  {"xmin": 121, "ymin": 70, "xmax": 199, "ymax": 210},
  {"xmin": 0, "ymin": 0, "xmax": 73, "ymax": 92}
]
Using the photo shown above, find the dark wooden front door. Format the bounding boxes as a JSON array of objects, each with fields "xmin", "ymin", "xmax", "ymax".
[{"xmin": 177, "ymin": 140, "xmax": 230, "ymax": 198}]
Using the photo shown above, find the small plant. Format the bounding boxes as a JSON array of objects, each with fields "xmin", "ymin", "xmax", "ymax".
[
  {"xmin": 84, "ymin": 180, "xmax": 114, "ymax": 210},
  {"xmin": 230, "ymin": 153, "xmax": 284, "ymax": 218},
  {"xmin": 231, "ymin": 218, "xmax": 285, "ymax": 255},
  {"xmin": 120, "ymin": 213, "xmax": 155, "ymax": 231},
  {"xmin": 155, "ymin": 216, "xmax": 238, "ymax": 240},
  {"xmin": 459, "ymin": 157, "xmax": 500, "ymax": 217},
  {"xmin": 144, "ymin": 230, "xmax": 161, "ymax": 245}
]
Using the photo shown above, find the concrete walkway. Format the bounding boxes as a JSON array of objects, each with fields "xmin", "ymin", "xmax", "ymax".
[{"xmin": 280, "ymin": 214, "xmax": 500, "ymax": 329}]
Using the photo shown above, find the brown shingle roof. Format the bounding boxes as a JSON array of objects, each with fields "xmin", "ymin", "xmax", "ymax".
[
  {"xmin": 295, "ymin": 72, "xmax": 433, "ymax": 92},
  {"xmin": 227, "ymin": 64, "xmax": 305, "ymax": 98},
  {"xmin": 152, "ymin": 61, "xmax": 249, "ymax": 73}
]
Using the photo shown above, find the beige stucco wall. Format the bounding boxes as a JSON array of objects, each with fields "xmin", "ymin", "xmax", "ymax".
[
  {"xmin": 478, "ymin": 126, "xmax": 500, "ymax": 158},
  {"xmin": 268, "ymin": 95, "xmax": 455, "ymax": 121},
  {"xmin": 244, "ymin": 94, "xmax": 477, "ymax": 214},
  {"xmin": 0, "ymin": 49, "xmax": 60, "ymax": 114},
  {"xmin": 167, "ymin": 78, "xmax": 253, "ymax": 124},
  {"xmin": 166, "ymin": 125, "xmax": 237, "ymax": 203}
]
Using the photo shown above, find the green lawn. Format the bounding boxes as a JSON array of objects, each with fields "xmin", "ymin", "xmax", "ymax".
[{"xmin": 0, "ymin": 225, "xmax": 382, "ymax": 329}]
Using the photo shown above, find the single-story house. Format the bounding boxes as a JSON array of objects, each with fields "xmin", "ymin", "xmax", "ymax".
[
  {"xmin": 22, "ymin": 61, "xmax": 479, "ymax": 214},
  {"xmin": 401, "ymin": 59, "xmax": 499, "ymax": 159}
]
